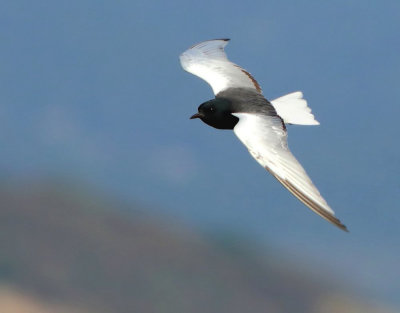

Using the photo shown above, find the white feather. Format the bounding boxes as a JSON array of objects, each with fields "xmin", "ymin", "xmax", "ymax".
[
  {"xmin": 271, "ymin": 91, "xmax": 320, "ymax": 125},
  {"xmin": 232, "ymin": 113, "xmax": 338, "ymax": 220},
  {"xmin": 180, "ymin": 39, "xmax": 261, "ymax": 95}
]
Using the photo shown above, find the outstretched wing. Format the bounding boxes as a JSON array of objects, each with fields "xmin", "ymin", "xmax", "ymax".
[
  {"xmin": 232, "ymin": 112, "xmax": 347, "ymax": 231},
  {"xmin": 180, "ymin": 39, "xmax": 261, "ymax": 95}
]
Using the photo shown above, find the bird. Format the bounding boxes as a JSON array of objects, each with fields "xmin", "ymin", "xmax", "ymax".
[{"xmin": 179, "ymin": 39, "xmax": 347, "ymax": 231}]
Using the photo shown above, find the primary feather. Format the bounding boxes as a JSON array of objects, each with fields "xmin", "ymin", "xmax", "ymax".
[
  {"xmin": 180, "ymin": 39, "xmax": 261, "ymax": 95},
  {"xmin": 232, "ymin": 113, "xmax": 347, "ymax": 231}
]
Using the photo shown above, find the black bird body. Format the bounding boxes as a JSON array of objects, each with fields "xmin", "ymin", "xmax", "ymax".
[{"xmin": 193, "ymin": 87, "xmax": 279, "ymax": 130}]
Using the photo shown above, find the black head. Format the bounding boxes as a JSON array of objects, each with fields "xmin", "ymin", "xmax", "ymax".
[{"xmin": 190, "ymin": 98, "xmax": 239, "ymax": 129}]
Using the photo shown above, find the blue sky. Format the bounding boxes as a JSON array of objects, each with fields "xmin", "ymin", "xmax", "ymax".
[{"xmin": 1, "ymin": 0, "xmax": 400, "ymax": 307}]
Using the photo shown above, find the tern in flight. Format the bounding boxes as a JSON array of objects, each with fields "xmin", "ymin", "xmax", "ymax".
[{"xmin": 180, "ymin": 39, "xmax": 347, "ymax": 231}]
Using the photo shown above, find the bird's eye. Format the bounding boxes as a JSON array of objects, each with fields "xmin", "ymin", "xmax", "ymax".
[{"xmin": 210, "ymin": 106, "xmax": 215, "ymax": 112}]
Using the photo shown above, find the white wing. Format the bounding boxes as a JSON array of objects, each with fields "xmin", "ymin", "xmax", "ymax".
[
  {"xmin": 232, "ymin": 113, "xmax": 347, "ymax": 231},
  {"xmin": 271, "ymin": 91, "xmax": 320, "ymax": 125},
  {"xmin": 180, "ymin": 39, "xmax": 261, "ymax": 95}
]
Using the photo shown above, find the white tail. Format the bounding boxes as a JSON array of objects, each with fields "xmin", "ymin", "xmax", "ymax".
[{"xmin": 271, "ymin": 91, "xmax": 320, "ymax": 125}]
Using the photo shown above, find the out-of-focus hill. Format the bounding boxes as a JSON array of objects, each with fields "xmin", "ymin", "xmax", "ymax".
[{"xmin": 0, "ymin": 182, "xmax": 395, "ymax": 313}]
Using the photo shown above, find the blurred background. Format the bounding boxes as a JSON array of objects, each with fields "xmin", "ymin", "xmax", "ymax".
[{"xmin": 1, "ymin": 1, "xmax": 399, "ymax": 312}]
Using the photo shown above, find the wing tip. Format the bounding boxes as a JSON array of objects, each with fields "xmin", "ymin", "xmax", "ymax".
[
  {"xmin": 189, "ymin": 38, "xmax": 231, "ymax": 49},
  {"xmin": 270, "ymin": 171, "xmax": 349, "ymax": 232},
  {"xmin": 206, "ymin": 38, "xmax": 230, "ymax": 42},
  {"xmin": 305, "ymin": 200, "xmax": 349, "ymax": 232},
  {"xmin": 330, "ymin": 216, "xmax": 349, "ymax": 232}
]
